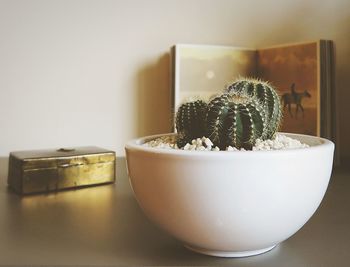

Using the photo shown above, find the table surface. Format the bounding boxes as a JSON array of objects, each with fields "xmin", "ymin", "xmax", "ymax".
[{"xmin": 0, "ymin": 157, "xmax": 349, "ymax": 266}]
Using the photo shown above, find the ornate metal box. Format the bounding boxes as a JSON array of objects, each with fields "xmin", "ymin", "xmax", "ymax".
[{"xmin": 8, "ymin": 146, "xmax": 116, "ymax": 194}]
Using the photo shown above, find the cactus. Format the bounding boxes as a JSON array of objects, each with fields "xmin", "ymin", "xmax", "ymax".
[
  {"xmin": 206, "ymin": 93, "xmax": 266, "ymax": 150},
  {"xmin": 175, "ymin": 78, "xmax": 283, "ymax": 150},
  {"xmin": 224, "ymin": 78, "xmax": 282, "ymax": 140},
  {"xmin": 175, "ymin": 99, "xmax": 208, "ymax": 147}
]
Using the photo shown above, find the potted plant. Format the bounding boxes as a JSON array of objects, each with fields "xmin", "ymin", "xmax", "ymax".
[{"xmin": 125, "ymin": 78, "xmax": 334, "ymax": 257}]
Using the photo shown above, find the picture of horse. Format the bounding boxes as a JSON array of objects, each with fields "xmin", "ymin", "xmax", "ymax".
[
  {"xmin": 281, "ymin": 83, "xmax": 312, "ymax": 118},
  {"xmin": 257, "ymin": 42, "xmax": 319, "ymax": 136}
]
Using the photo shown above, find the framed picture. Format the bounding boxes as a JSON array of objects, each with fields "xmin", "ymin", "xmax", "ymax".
[{"xmin": 171, "ymin": 41, "xmax": 334, "ymax": 139}]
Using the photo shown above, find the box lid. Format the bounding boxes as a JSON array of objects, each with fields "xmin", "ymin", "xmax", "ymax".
[{"xmin": 10, "ymin": 146, "xmax": 115, "ymax": 170}]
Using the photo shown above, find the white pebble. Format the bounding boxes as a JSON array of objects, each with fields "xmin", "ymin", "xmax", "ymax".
[
  {"xmin": 183, "ymin": 143, "xmax": 191, "ymax": 150},
  {"xmin": 144, "ymin": 134, "xmax": 309, "ymax": 151},
  {"xmin": 204, "ymin": 138, "xmax": 213, "ymax": 147},
  {"xmin": 227, "ymin": 146, "xmax": 234, "ymax": 151}
]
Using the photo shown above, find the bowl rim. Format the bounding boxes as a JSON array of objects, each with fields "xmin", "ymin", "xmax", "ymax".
[{"xmin": 125, "ymin": 132, "xmax": 335, "ymax": 157}]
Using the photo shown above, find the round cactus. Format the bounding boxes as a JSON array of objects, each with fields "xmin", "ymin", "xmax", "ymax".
[
  {"xmin": 206, "ymin": 94, "xmax": 266, "ymax": 150},
  {"xmin": 224, "ymin": 78, "xmax": 282, "ymax": 139},
  {"xmin": 175, "ymin": 99, "xmax": 208, "ymax": 147},
  {"xmin": 175, "ymin": 78, "xmax": 282, "ymax": 150}
]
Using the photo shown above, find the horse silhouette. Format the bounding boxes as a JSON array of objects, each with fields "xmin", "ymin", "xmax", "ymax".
[{"xmin": 281, "ymin": 84, "xmax": 311, "ymax": 118}]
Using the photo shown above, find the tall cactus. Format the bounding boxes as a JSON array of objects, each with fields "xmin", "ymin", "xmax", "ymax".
[{"xmin": 175, "ymin": 78, "xmax": 283, "ymax": 150}]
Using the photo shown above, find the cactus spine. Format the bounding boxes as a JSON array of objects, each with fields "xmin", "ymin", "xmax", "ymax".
[{"xmin": 175, "ymin": 78, "xmax": 282, "ymax": 150}]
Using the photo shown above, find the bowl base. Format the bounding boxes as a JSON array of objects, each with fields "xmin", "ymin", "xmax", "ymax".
[{"xmin": 184, "ymin": 244, "xmax": 277, "ymax": 257}]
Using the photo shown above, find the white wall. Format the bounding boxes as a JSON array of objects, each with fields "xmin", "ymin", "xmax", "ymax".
[{"xmin": 0, "ymin": 0, "xmax": 349, "ymax": 162}]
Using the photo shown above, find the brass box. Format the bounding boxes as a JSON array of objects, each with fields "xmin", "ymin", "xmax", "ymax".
[{"xmin": 8, "ymin": 146, "xmax": 116, "ymax": 195}]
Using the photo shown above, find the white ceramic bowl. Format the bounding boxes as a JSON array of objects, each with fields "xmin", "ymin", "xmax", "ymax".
[{"xmin": 125, "ymin": 133, "xmax": 334, "ymax": 257}]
